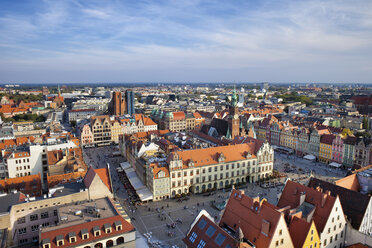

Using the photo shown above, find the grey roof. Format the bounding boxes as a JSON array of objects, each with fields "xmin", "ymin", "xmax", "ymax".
[
  {"xmin": 51, "ymin": 182, "xmax": 86, "ymax": 197},
  {"xmin": 0, "ymin": 192, "xmax": 23, "ymax": 213},
  {"xmin": 81, "ymin": 228, "xmax": 88, "ymax": 234},
  {"xmin": 56, "ymin": 235, "xmax": 64, "ymax": 241},
  {"xmin": 68, "ymin": 231, "xmax": 76, "ymax": 237},
  {"xmin": 93, "ymin": 226, "xmax": 100, "ymax": 232}
]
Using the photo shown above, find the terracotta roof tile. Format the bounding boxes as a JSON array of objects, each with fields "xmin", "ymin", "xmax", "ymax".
[
  {"xmin": 277, "ymin": 180, "xmax": 336, "ymax": 233},
  {"xmin": 308, "ymin": 177, "xmax": 369, "ymax": 230}
]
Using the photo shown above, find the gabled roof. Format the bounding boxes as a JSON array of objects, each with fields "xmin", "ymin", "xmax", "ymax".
[
  {"xmin": 83, "ymin": 167, "xmax": 112, "ymax": 192},
  {"xmin": 277, "ymin": 180, "xmax": 336, "ymax": 233},
  {"xmin": 308, "ymin": 177, "xmax": 370, "ymax": 230},
  {"xmin": 288, "ymin": 217, "xmax": 313, "ymax": 248},
  {"xmin": 95, "ymin": 168, "xmax": 112, "ymax": 193},
  {"xmin": 335, "ymin": 174, "xmax": 360, "ymax": 192},
  {"xmin": 320, "ymin": 134, "xmax": 335, "ymax": 145},
  {"xmin": 220, "ymin": 189, "xmax": 282, "ymax": 248}
]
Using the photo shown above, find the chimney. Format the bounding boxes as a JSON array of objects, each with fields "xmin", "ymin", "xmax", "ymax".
[
  {"xmin": 299, "ymin": 192, "xmax": 306, "ymax": 206},
  {"xmin": 321, "ymin": 193, "xmax": 327, "ymax": 208},
  {"xmin": 261, "ymin": 219, "xmax": 270, "ymax": 236}
]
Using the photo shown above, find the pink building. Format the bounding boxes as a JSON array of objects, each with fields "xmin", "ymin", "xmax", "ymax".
[
  {"xmin": 332, "ymin": 135, "xmax": 344, "ymax": 164},
  {"xmin": 80, "ymin": 124, "xmax": 93, "ymax": 145}
]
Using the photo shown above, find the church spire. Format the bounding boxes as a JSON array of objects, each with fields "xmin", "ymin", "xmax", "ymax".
[{"xmin": 58, "ymin": 85, "xmax": 61, "ymax": 96}]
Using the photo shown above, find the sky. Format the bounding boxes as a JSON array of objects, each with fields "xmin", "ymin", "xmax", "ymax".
[{"xmin": 0, "ymin": 0, "xmax": 372, "ymax": 84}]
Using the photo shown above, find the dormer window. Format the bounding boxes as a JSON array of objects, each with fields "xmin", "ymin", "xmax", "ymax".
[
  {"xmin": 114, "ymin": 221, "xmax": 122, "ymax": 231},
  {"xmin": 41, "ymin": 238, "xmax": 50, "ymax": 248},
  {"xmin": 68, "ymin": 232, "xmax": 76, "ymax": 243},
  {"xmin": 218, "ymin": 153, "xmax": 225, "ymax": 162},
  {"xmin": 81, "ymin": 229, "xmax": 89, "ymax": 240},
  {"xmin": 93, "ymin": 226, "xmax": 101, "ymax": 236},
  {"xmin": 56, "ymin": 235, "xmax": 64, "ymax": 246},
  {"xmin": 104, "ymin": 223, "xmax": 112, "ymax": 233},
  {"xmin": 189, "ymin": 159, "xmax": 194, "ymax": 167},
  {"xmin": 246, "ymin": 152, "xmax": 252, "ymax": 159}
]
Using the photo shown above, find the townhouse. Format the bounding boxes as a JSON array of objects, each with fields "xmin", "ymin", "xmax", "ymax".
[
  {"xmin": 277, "ymin": 180, "xmax": 346, "ymax": 248},
  {"xmin": 319, "ymin": 134, "xmax": 335, "ymax": 164}
]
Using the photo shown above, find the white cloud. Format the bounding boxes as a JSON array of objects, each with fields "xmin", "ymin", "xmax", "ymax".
[{"xmin": 0, "ymin": 0, "xmax": 372, "ymax": 83}]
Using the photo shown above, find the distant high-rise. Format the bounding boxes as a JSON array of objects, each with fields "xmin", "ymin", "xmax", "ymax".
[
  {"xmin": 110, "ymin": 91, "xmax": 126, "ymax": 116},
  {"xmin": 125, "ymin": 90, "xmax": 135, "ymax": 115}
]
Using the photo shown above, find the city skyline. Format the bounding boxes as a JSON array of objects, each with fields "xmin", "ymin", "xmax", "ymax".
[{"xmin": 1, "ymin": 0, "xmax": 372, "ymax": 84}]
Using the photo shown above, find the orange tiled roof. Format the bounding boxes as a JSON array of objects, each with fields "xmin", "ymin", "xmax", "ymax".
[
  {"xmin": 170, "ymin": 143, "xmax": 257, "ymax": 168},
  {"xmin": 95, "ymin": 168, "xmax": 112, "ymax": 192},
  {"xmin": 173, "ymin": 111, "xmax": 185, "ymax": 120},
  {"xmin": 335, "ymin": 174, "xmax": 360, "ymax": 192},
  {"xmin": 150, "ymin": 163, "xmax": 170, "ymax": 179},
  {"xmin": 0, "ymin": 174, "xmax": 42, "ymax": 196},
  {"xmin": 47, "ymin": 171, "xmax": 86, "ymax": 189},
  {"xmin": 288, "ymin": 217, "xmax": 313, "ymax": 248}
]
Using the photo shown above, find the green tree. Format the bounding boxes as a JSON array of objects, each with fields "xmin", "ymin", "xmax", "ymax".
[{"xmin": 363, "ymin": 115, "xmax": 369, "ymax": 130}]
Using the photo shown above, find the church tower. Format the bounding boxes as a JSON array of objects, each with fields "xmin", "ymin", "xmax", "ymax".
[{"xmin": 229, "ymin": 87, "xmax": 240, "ymax": 139}]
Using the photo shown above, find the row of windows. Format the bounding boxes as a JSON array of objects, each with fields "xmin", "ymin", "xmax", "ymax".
[{"xmin": 15, "ymin": 158, "xmax": 30, "ymax": 164}]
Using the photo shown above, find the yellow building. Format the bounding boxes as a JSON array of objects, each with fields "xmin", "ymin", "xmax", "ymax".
[
  {"xmin": 289, "ymin": 217, "xmax": 320, "ymax": 248},
  {"xmin": 319, "ymin": 134, "xmax": 335, "ymax": 164},
  {"xmin": 111, "ymin": 120, "xmax": 123, "ymax": 143}
]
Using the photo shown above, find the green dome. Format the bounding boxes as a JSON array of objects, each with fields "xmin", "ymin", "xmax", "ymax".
[{"xmin": 165, "ymin": 112, "xmax": 173, "ymax": 119}]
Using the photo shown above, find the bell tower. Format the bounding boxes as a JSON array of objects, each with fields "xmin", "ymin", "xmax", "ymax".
[{"xmin": 229, "ymin": 86, "xmax": 240, "ymax": 139}]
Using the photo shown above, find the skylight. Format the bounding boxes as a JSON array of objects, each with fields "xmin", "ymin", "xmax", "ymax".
[
  {"xmin": 198, "ymin": 218, "xmax": 207, "ymax": 230},
  {"xmin": 206, "ymin": 225, "xmax": 216, "ymax": 237},
  {"xmin": 215, "ymin": 233, "xmax": 226, "ymax": 246}
]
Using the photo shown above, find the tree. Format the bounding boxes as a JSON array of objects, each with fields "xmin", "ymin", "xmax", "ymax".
[
  {"xmin": 363, "ymin": 115, "xmax": 369, "ymax": 130},
  {"xmin": 341, "ymin": 128, "xmax": 353, "ymax": 136}
]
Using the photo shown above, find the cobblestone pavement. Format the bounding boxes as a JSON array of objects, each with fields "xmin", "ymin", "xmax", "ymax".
[{"xmin": 83, "ymin": 147, "xmax": 346, "ymax": 247}]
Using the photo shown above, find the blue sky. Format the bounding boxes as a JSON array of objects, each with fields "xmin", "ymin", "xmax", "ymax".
[{"xmin": 0, "ymin": 0, "xmax": 372, "ymax": 84}]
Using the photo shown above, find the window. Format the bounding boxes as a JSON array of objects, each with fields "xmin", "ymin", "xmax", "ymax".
[
  {"xmin": 330, "ymin": 236, "xmax": 333, "ymax": 243},
  {"xmin": 189, "ymin": 232, "xmax": 197, "ymax": 243},
  {"xmin": 54, "ymin": 210, "xmax": 58, "ymax": 216},
  {"xmin": 276, "ymin": 241, "xmax": 279, "ymax": 246},
  {"xmin": 279, "ymin": 229, "xmax": 282, "ymax": 235},
  {"xmin": 42, "ymin": 222, "xmax": 49, "ymax": 227},
  {"xmin": 206, "ymin": 225, "xmax": 217, "ymax": 237},
  {"xmin": 280, "ymin": 239, "xmax": 283, "ymax": 244},
  {"xmin": 17, "ymin": 217, "xmax": 26, "ymax": 224},
  {"xmin": 31, "ymin": 225, "xmax": 39, "ymax": 232},
  {"xmin": 30, "ymin": 214, "xmax": 38, "ymax": 221},
  {"xmin": 184, "ymin": 171, "xmax": 187, "ymax": 176},
  {"xmin": 197, "ymin": 240, "xmax": 206, "ymax": 248},
  {"xmin": 324, "ymin": 239, "xmax": 327, "ymax": 246},
  {"xmin": 41, "ymin": 212, "xmax": 49, "ymax": 219},
  {"xmin": 18, "ymin": 227, "xmax": 27, "ymax": 234}
]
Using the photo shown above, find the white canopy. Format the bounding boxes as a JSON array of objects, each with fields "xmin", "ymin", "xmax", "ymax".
[
  {"xmin": 123, "ymin": 166, "xmax": 153, "ymax": 202},
  {"xmin": 329, "ymin": 162, "xmax": 342, "ymax": 168},
  {"xmin": 137, "ymin": 188, "xmax": 154, "ymax": 201},
  {"xmin": 303, "ymin": 154, "xmax": 316, "ymax": 161}
]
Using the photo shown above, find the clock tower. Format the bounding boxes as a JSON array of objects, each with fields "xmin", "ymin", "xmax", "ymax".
[{"xmin": 229, "ymin": 87, "xmax": 240, "ymax": 139}]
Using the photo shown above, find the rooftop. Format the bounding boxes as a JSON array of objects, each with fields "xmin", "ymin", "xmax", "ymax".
[{"xmin": 44, "ymin": 197, "xmax": 117, "ymax": 231}]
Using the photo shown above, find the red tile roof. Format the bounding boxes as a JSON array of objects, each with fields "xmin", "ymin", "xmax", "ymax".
[
  {"xmin": 220, "ymin": 189, "xmax": 282, "ymax": 248},
  {"xmin": 95, "ymin": 168, "xmax": 112, "ymax": 193},
  {"xmin": 320, "ymin": 134, "xmax": 335, "ymax": 145},
  {"xmin": 335, "ymin": 174, "xmax": 360, "ymax": 192},
  {"xmin": 40, "ymin": 213, "xmax": 134, "ymax": 248},
  {"xmin": 277, "ymin": 180, "xmax": 336, "ymax": 233}
]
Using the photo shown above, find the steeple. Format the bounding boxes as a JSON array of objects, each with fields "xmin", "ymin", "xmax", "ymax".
[
  {"xmin": 231, "ymin": 85, "xmax": 238, "ymax": 107},
  {"xmin": 58, "ymin": 85, "xmax": 61, "ymax": 97}
]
